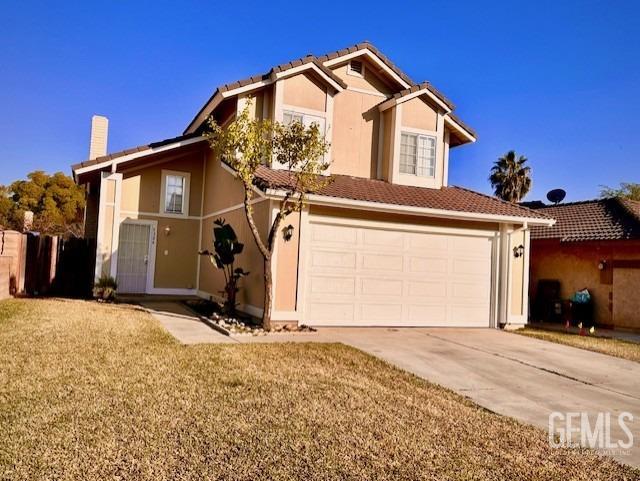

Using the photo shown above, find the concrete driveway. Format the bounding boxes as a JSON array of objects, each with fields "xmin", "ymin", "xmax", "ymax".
[{"xmin": 320, "ymin": 327, "xmax": 640, "ymax": 467}]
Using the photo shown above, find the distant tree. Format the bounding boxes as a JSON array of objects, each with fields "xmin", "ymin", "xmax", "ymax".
[
  {"xmin": 205, "ymin": 100, "xmax": 330, "ymax": 330},
  {"xmin": 489, "ymin": 151, "xmax": 532, "ymax": 203},
  {"xmin": 600, "ymin": 182, "xmax": 640, "ymax": 201},
  {"xmin": 0, "ymin": 186, "xmax": 12, "ymax": 228},
  {"xmin": 0, "ymin": 171, "xmax": 85, "ymax": 236}
]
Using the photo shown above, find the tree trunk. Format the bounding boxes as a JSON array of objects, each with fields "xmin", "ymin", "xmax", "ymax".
[{"xmin": 262, "ymin": 255, "xmax": 273, "ymax": 331}]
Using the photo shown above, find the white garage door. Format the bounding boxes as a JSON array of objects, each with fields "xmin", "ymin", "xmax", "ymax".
[{"xmin": 303, "ymin": 221, "xmax": 494, "ymax": 327}]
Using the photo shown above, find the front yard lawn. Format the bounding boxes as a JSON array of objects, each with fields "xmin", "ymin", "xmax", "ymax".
[
  {"xmin": 516, "ymin": 327, "xmax": 640, "ymax": 363},
  {"xmin": 1, "ymin": 299, "xmax": 637, "ymax": 480}
]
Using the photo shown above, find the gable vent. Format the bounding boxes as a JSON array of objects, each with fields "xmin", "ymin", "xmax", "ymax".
[{"xmin": 348, "ymin": 60, "xmax": 364, "ymax": 76}]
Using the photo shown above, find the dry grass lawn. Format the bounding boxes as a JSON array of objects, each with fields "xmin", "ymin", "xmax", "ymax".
[
  {"xmin": 516, "ymin": 327, "xmax": 640, "ymax": 363},
  {"xmin": 1, "ymin": 299, "xmax": 638, "ymax": 480}
]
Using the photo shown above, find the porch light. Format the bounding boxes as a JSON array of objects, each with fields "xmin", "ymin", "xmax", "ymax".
[
  {"xmin": 282, "ymin": 224, "xmax": 294, "ymax": 242},
  {"xmin": 513, "ymin": 244, "xmax": 524, "ymax": 258},
  {"xmin": 164, "ymin": 226, "xmax": 171, "ymax": 236}
]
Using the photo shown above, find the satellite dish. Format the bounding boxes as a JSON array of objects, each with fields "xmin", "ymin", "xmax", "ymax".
[{"xmin": 546, "ymin": 189, "xmax": 566, "ymax": 205}]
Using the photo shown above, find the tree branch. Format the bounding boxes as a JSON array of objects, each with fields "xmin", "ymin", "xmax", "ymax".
[{"xmin": 243, "ymin": 185, "xmax": 270, "ymax": 260}]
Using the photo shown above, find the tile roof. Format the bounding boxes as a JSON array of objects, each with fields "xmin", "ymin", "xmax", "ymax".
[
  {"xmin": 71, "ymin": 132, "xmax": 204, "ymax": 172},
  {"xmin": 185, "ymin": 41, "xmax": 475, "ymax": 137},
  {"xmin": 253, "ymin": 166, "xmax": 551, "ymax": 221},
  {"xmin": 391, "ymin": 82, "xmax": 454, "ymax": 110},
  {"xmin": 315, "ymin": 41, "xmax": 415, "ymax": 86},
  {"xmin": 216, "ymin": 56, "xmax": 347, "ymax": 94},
  {"xmin": 529, "ymin": 198, "xmax": 640, "ymax": 241}
]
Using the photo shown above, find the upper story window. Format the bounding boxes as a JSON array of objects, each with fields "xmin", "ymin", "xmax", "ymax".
[
  {"xmin": 282, "ymin": 109, "xmax": 326, "ymax": 133},
  {"xmin": 161, "ymin": 170, "xmax": 191, "ymax": 216},
  {"xmin": 282, "ymin": 110, "xmax": 304, "ymax": 125},
  {"xmin": 399, "ymin": 132, "xmax": 436, "ymax": 178}
]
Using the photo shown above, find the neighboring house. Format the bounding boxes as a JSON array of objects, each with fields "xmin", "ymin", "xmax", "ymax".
[
  {"xmin": 528, "ymin": 198, "xmax": 640, "ymax": 330},
  {"xmin": 71, "ymin": 42, "xmax": 552, "ymax": 328}
]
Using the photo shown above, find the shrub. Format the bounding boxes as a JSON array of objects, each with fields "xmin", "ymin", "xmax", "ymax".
[
  {"xmin": 200, "ymin": 218, "xmax": 248, "ymax": 316},
  {"xmin": 93, "ymin": 276, "xmax": 117, "ymax": 302}
]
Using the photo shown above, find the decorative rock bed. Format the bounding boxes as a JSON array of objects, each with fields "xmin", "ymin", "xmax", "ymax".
[{"xmin": 186, "ymin": 302, "xmax": 316, "ymax": 337}]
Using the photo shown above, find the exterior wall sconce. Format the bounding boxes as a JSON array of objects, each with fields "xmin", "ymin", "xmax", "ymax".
[
  {"xmin": 282, "ymin": 224, "xmax": 294, "ymax": 242},
  {"xmin": 513, "ymin": 244, "xmax": 525, "ymax": 258},
  {"xmin": 164, "ymin": 226, "xmax": 171, "ymax": 236},
  {"xmin": 598, "ymin": 260, "xmax": 608, "ymax": 271}
]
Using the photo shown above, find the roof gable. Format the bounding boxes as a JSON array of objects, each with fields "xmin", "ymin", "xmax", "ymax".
[
  {"xmin": 184, "ymin": 41, "xmax": 467, "ymax": 136},
  {"xmin": 183, "ymin": 57, "xmax": 347, "ymax": 135}
]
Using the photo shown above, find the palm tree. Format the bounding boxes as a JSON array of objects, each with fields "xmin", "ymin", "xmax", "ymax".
[{"xmin": 489, "ymin": 151, "xmax": 532, "ymax": 202}]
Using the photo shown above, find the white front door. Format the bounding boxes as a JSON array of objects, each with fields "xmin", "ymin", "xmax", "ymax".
[
  {"xmin": 303, "ymin": 220, "xmax": 494, "ymax": 327},
  {"xmin": 116, "ymin": 222, "xmax": 153, "ymax": 293}
]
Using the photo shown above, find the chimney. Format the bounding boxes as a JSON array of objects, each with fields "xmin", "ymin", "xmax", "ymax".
[{"xmin": 89, "ymin": 115, "xmax": 109, "ymax": 160}]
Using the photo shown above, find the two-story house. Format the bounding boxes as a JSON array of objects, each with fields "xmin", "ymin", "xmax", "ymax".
[{"xmin": 72, "ymin": 42, "xmax": 553, "ymax": 328}]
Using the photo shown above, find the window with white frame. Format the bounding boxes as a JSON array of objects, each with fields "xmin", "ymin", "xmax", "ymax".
[
  {"xmin": 399, "ymin": 132, "xmax": 436, "ymax": 177},
  {"xmin": 282, "ymin": 110, "xmax": 325, "ymax": 133},
  {"xmin": 161, "ymin": 171, "xmax": 190, "ymax": 215},
  {"xmin": 280, "ymin": 109, "xmax": 328, "ymax": 167}
]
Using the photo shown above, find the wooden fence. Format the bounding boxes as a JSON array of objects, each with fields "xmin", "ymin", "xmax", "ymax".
[
  {"xmin": 0, "ymin": 230, "xmax": 95, "ymax": 299},
  {"xmin": 0, "ymin": 230, "xmax": 27, "ymax": 298}
]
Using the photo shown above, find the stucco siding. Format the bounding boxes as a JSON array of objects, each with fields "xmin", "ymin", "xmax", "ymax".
[
  {"xmin": 510, "ymin": 230, "xmax": 525, "ymax": 316},
  {"xmin": 282, "ymin": 72, "xmax": 327, "ymax": 112},
  {"xmin": 309, "ymin": 205, "xmax": 500, "ymax": 232},
  {"xmin": 613, "ymin": 268, "xmax": 640, "ymax": 329},
  {"xmin": 530, "ymin": 239, "xmax": 640, "ymax": 327},
  {"xmin": 202, "ymin": 151, "xmax": 246, "ymax": 216},
  {"xmin": 135, "ymin": 215, "xmax": 199, "ymax": 289},
  {"xmin": 198, "ymin": 200, "xmax": 270, "ymax": 310},
  {"xmin": 401, "ymin": 97, "xmax": 438, "ymax": 132},
  {"xmin": 100, "ymin": 205, "xmax": 115, "ymax": 278},
  {"xmin": 121, "ymin": 151, "xmax": 204, "ymax": 216},
  {"xmin": 331, "ymin": 89, "xmax": 380, "ymax": 178},
  {"xmin": 381, "ymin": 109, "xmax": 393, "ymax": 181},
  {"xmin": 330, "ymin": 60, "xmax": 393, "ymax": 96},
  {"xmin": 274, "ymin": 208, "xmax": 301, "ymax": 311}
]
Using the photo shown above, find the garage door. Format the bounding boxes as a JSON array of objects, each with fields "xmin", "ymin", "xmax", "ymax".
[{"xmin": 303, "ymin": 220, "xmax": 494, "ymax": 327}]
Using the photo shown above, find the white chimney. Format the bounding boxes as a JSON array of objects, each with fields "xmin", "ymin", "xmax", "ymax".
[{"xmin": 89, "ymin": 115, "xmax": 109, "ymax": 160}]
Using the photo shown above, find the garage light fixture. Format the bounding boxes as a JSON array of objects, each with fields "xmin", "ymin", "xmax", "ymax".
[{"xmin": 513, "ymin": 244, "xmax": 524, "ymax": 258}]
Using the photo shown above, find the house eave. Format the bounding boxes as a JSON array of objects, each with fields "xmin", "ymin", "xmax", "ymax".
[
  {"xmin": 72, "ymin": 136, "xmax": 207, "ymax": 182},
  {"xmin": 263, "ymin": 187, "xmax": 555, "ymax": 227}
]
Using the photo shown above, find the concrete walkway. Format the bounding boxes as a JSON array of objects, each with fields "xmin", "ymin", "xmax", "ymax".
[
  {"xmin": 143, "ymin": 303, "xmax": 640, "ymax": 466},
  {"xmin": 141, "ymin": 301, "xmax": 237, "ymax": 344}
]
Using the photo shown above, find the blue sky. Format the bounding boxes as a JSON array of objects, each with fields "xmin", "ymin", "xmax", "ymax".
[{"xmin": 1, "ymin": 0, "xmax": 638, "ymax": 202}]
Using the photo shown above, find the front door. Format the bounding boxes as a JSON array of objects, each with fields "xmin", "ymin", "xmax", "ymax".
[{"xmin": 116, "ymin": 223, "xmax": 152, "ymax": 293}]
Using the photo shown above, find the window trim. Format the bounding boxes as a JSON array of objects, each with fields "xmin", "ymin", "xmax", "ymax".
[
  {"xmin": 399, "ymin": 130, "xmax": 437, "ymax": 179},
  {"xmin": 160, "ymin": 169, "xmax": 191, "ymax": 217}
]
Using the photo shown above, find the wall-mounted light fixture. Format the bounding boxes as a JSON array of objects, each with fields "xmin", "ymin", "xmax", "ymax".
[
  {"xmin": 164, "ymin": 226, "xmax": 171, "ymax": 236},
  {"xmin": 598, "ymin": 260, "xmax": 608, "ymax": 271},
  {"xmin": 282, "ymin": 224, "xmax": 294, "ymax": 242},
  {"xmin": 513, "ymin": 244, "xmax": 525, "ymax": 258}
]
